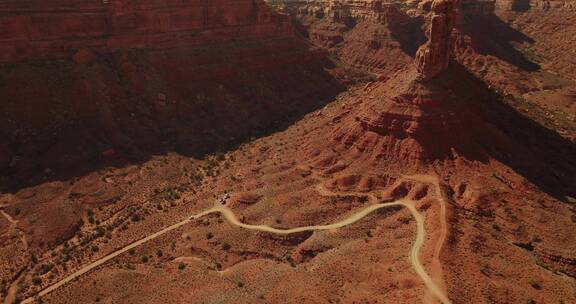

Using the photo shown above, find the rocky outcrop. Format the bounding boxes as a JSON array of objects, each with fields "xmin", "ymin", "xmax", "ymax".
[
  {"xmin": 495, "ymin": 0, "xmax": 576, "ymax": 12},
  {"xmin": 0, "ymin": 0, "xmax": 293, "ymax": 62},
  {"xmin": 415, "ymin": 0, "xmax": 460, "ymax": 81},
  {"xmin": 279, "ymin": 0, "xmax": 426, "ymax": 73},
  {"xmin": 536, "ymin": 248, "xmax": 576, "ymax": 278},
  {"xmin": 285, "ymin": 0, "xmax": 410, "ymax": 24}
]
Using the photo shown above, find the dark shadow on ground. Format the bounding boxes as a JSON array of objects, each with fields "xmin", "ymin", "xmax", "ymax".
[
  {"xmin": 511, "ymin": 0, "xmax": 531, "ymax": 12},
  {"xmin": 388, "ymin": 9, "xmax": 427, "ymax": 57},
  {"xmin": 0, "ymin": 38, "xmax": 345, "ymax": 193},
  {"xmin": 418, "ymin": 62, "xmax": 575, "ymax": 199},
  {"xmin": 462, "ymin": 14, "xmax": 540, "ymax": 71}
]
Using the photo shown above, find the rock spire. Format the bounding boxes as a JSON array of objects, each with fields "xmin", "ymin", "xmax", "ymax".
[{"xmin": 415, "ymin": 0, "xmax": 460, "ymax": 81}]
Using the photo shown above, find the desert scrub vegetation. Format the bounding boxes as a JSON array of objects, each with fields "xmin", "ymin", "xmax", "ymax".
[
  {"xmin": 528, "ymin": 279, "xmax": 542, "ymax": 290},
  {"xmin": 285, "ymin": 254, "xmax": 296, "ymax": 268},
  {"xmin": 221, "ymin": 242, "xmax": 231, "ymax": 251}
]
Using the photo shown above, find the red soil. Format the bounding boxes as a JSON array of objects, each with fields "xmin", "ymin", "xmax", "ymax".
[{"xmin": 1, "ymin": 1, "xmax": 575, "ymax": 304}]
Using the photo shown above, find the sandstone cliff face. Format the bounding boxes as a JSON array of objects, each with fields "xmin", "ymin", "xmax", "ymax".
[
  {"xmin": 0, "ymin": 0, "xmax": 293, "ymax": 62},
  {"xmin": 415, "ymin": 0, "xmax": 459, "ymax": 81},
  {"xmin": 288, "ymin": 0, "xmax": 408, "ymax": 23},
  {"xmin": 0, "ymin": 0, "xmax": 345, "ymax": 190}
]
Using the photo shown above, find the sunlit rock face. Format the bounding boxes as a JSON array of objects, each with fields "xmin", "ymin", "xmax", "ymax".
[{"xmin": 415, "ymin": 0, "xmax": 459, "ymax": 81}]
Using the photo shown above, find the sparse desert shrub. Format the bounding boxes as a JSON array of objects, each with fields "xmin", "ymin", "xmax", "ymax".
[
  {"xmin": 178, "ymin": 263, "xmax": 186, "ymax": 270},
  {"xmin": 131, "ymin": 214, "xmax": 141, "ymax": 222},
  {"xmin": 221, "ymin": 242, "xmax": 231, "ymax": 251},
  {"xmin": 285, "ymin": 254, "xmax": 296, "ymax": 268},
  {"xmin": 529, "ymin": 279, "xmax": 541, "ymax": 290},
  {"xmin": 32, "ymin": 277, "xmax": 42, "ymax": 285}
]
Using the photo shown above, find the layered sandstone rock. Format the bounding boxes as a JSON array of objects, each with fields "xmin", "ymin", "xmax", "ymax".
[
  {"xmin": 0, "ymin": 0, "xmax": 293, "ymax": 62},
  {"xmin": 415, "ymin": 0, "xmax": 460, "ymax": 81},
  {"xmin": 495, "ymin": 0, "xmax": 576, "ymax": 11},
  {"xmin": 0, "ymin": 0, "xmax": 345, "ymax": 190},
  {"xmin": 285, "ymin": 0, "xmax": 411, "ymax": 24},
  {"xmin": 278, "ymin": 0, "xmax": 426, "ymax": 73},
  {"xmin": 461, "ymin": 0, "xmax": 496, "ymax": 14}
]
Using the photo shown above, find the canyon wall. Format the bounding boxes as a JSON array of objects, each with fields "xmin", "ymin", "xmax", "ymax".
[
  {"xmin": 0, "ymin": 0, "xmax": 293, "ymax": 62},
  {"xmin": 0, "ymin": 0, "xmax": 345, "ymax": 190},
  {"xmin": 495, "ymin": 0, "xmax": 576, "ymax": 11},
  {"xmin": 286, "ymin": 0, "xmax": 408, "ymax": 23},
  {"xmin": 280, "ymin": 0, "xmax": 426, "ymax": 73}
]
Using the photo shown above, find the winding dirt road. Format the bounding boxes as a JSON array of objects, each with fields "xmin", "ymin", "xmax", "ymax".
[
  {"xmin": 1, "ymin": 207, "xmax": 29, "ymax": 304},
  {"xmin": 21, "ymin": 174, "xmax": 451, "ymax": 304}
]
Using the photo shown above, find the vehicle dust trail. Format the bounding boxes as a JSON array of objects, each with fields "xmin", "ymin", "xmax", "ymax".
[{"xmin": 22, "ymin": 175, "xmax": 452, "ymax": 304}]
